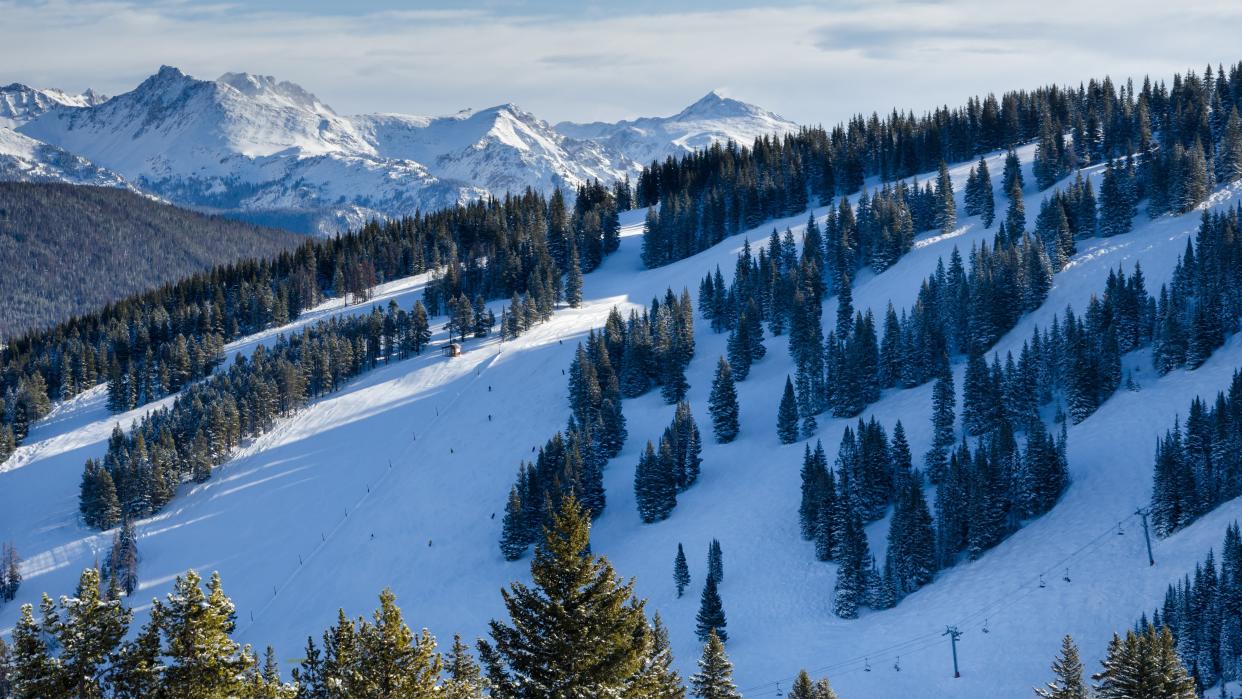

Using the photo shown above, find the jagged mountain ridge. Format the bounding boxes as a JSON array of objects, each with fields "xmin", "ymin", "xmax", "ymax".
[
  {"xmin": 0, "ymin": 82, "xmax": 108, "ymax": 129},
  {"xmin": 2, "ymin": 68, "xmax": 798, "ymax": 234}
]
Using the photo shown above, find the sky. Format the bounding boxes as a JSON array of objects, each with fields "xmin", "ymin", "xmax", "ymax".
[{"xmin": 4, "ymin": 0, "xmax": 1242, "ymax": 125}]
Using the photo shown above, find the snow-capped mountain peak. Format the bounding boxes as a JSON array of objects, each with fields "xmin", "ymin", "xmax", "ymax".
[
  {"xmin": 4, "ymin": 66, "xmax": 798, "ymax": 233},
  {"xmin": 672, "ymin": 89, "xmax": 769, "ymax": 121},
  {"xmin": 216, "ymin": 72, "xmax": 336, "ymax": 117},
  {"xmin": 0, "ymin": 82, "xmax": 108, "ymax": 129}
]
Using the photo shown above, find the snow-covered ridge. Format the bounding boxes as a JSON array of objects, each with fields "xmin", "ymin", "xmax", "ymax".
[
  {"xmin": 555, "ymin": 89, "xmax": 799, "ymax": 166},
  {"xmin": 1, "ymin": 69, "xmax": 796, "ymax": 234},
  {"xmin": 0, "ymin": 82, "xmax": 107, "ymax": 129}
]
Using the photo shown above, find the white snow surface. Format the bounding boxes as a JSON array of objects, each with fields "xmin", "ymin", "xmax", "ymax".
[
  {"xmin": 8, "ymin": 69, "xmax": 795, "ymax": 234},
  {"xmin": 0, "ymin": 82, "xmax": 107, "ymax": 129},
  {"xmin": 3, "ymin": 145, "xmax": 1242, "ymax": 698},
  {"xmin": 555, "ymin": 89, "xmax": 799, "ymax": 167}
]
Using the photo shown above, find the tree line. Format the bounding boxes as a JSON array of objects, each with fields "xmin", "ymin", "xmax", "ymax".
[
  {"xmin": 78, "ymin": 298, "xmax": 452, "ymax": 529},
  {"xmin": 1151, "ymin": 371, "xmax": 1242, "ymax": 538},
  {"xmin": 0, "ymin": 496, "xmax": 840, "ymax": 699},
  {"xmin": 1135, "ymin": 521, "xmax": 1242, "ymax": 692},
  {"xmin": 637, "ymin": 61, "xmax": 1242, "ymax": 270},
  {"xmin": 0, "ymin": 182, "xmax": 621, "ymax": 463},
  {"xmin": 499, "ymin": 289, "xmax": 697, "ymax": 559}
]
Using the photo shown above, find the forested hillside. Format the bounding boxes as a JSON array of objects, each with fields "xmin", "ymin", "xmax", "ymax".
[{"xmin": 0, "ymin": 182, "xmax": 302, "ymax": 338}]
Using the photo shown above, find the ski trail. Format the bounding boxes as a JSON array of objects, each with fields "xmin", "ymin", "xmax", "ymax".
[{"xmin": 238, "ymin": 342, "xmax": 504, "ymax": 634}]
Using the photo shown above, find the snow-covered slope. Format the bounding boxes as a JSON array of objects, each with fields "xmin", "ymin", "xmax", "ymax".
[
  {"xmin": 556, "ymin": 89, "xmax": 800, "ymax": 166},
  {"xmin": 0, "ymin": 82, "xmax": 107, "ymax": 129},
  {"xmin": 7, "ymin": 68, "xmax": 795, "ymax": 234},
  {"xmin": 7, "ymin": 145, "xmax": 1238, "ymax": 697},
  {"xmin": 350, "ymin": 105, "xmax": 622, "ymax": 195},
  {"xmin": 0, "ymin": 127, "xmax": 131, "ymax": 188}
]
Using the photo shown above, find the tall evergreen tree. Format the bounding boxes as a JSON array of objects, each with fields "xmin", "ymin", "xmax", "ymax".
[
  {"xmin": 777, "ymin": 376, "xmax": 800, "ymax": 444},
  {"xmin": 627, "ymin": 614, "xmax": 685, "ymax": 699},
  {"xmin": 1036, "ymin": 635, "xmax": 1089, "ymax": 699},
  {"xmin": 689, "ymin": 631, "xmax": 739, "ymax": 699},
  {"xmin": 674, "ymin": 544, "xmax": 691, "ymax": 598},
  {"xmin": 479, "ymin": 496, "xmax": 652, "ymax": 697},
  {"xmin": 695, "ymin": 576, "xmax": 727, "ymax": 644},
  {"xmin": 708, "ymin": 358, "xmax": 740, "ymax": 443},
  {"xmin": 160, "ymin": 570, "xmax": 254, "ymax": 699},
  {"xmin": 935, "ymin": 160, "xmax": 957, "ymax": 234},
  {"xmin": 707, "ymin": 539, "xmax": 724, "ymax": 585}
]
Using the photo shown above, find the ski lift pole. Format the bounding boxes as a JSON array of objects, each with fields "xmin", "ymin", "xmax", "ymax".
[
  {"xmin": 944, "ymin": 626, "xmax": 963, "ymax": 678},
  {"xmin": 1136, "ymin": 507, "xmax": 1155, "ymax": 566}
]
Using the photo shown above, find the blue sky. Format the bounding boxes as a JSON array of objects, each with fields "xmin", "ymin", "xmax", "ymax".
[{"xmin": 4, "ymin": 0, "xmax": 1241, "ymax": 124}]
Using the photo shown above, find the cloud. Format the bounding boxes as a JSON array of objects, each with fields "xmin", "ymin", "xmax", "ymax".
[{"xmin": 1, "ymin": 0, "xmax": 1240, "ymax": 126}]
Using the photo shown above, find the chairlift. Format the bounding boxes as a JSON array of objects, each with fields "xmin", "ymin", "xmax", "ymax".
[
  {"xmin": 1117, "ymin": 521, "xmax": 1125, "ymax": 535},
  {"xmin": 1039, "ymin": 574, "xmax": 1046, "ymax": 588},
  {"xmin": 1063, "ymin": 568, "xmax": 1071, "ymax": 583},
  {"xmin": 894, "ymin": 655, "xmax": 902, "ymax": 672},
  {"xmin": 982, "ymin": 618, "xmax": 990, "ymax": 634},
  {"xmin": 864, "ymin": 657, "xmax": 871, "ymax": 672}
]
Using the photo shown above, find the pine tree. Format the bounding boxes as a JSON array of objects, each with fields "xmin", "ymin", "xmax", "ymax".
[
  {"xmin": 1003, "ymin": 148, "xmax": 1024, "ymax": 195},
  {"xmin": 777, "ymin": 376, "xmax": 800, "ymax": 444},
  {"xmin": 708, "ymin": 358, "xmax": 740, "ymax": 443},
  {"xmin": 690, "ymin": 631, "xmax": 739, "ymax": 699},
  {"xmin": 799, "ymin": 441, "xmax": 828, "ymax": 540},
  {"xmin": 635, "ymin": 441, "xmax": 676, "ymax": 523},
  {"xmin": 1092, "ymin": 626, "xmax": 1196, "ymax": 699},
  {"xmin": 707, "ymin": 539, "xmax": 724, "ymax": 585},
  {"xmin": 111, "ymin": 608, "xmax": 163, "ymax": 699},
  {"xmin": 1218, "ymin": 107, "xmax": 1242, "ymax": 184},
  {"xmin": 480, "ymin": 496, "xmax": 650, "ymax": 696},
  {"xmin": 57, "ymin": 567, "xmax": 131, "ymax": 699},
  {"xmin": 833, "ymin": 506, "xmax": 870, "ymax": 619},
  {"xmin": 886, "ymin": 473, "xmax": 936, "ymax": 595},
  {"xmin": 159, "ymin": 570, "xmax": 255, "ymax": 699},
  {"xmin": 10, "ymin": 602, "xmax": 59, "ymax": 699},
  {"xmin": 935, "ymin": 160, "xmax": 957, "ymax": 234},
  {"xmin": 356, "ymin": 589, "xmax": 443, "ymax": 697},
  {"xmin": 977, "ymin": 157, "xmax": 996, "ymax": 228},
  {"xmin": 107, "ymin": 519, "xmax": 139, "ymax": 596},
  {"xmin": 674, "ymin": 544, "xmax": 691, "ymax": 598},
  {"xmin": 789, "ymin": 669, "xmax": 838, "ymax": 699},
  {"xmin": 500, "ymin": 486, "xmax": 527, "ymax": 561},
  {"xmin": 1098, "ymin": 158, "xmax": 1135, "ymax": 237},
  {"xmin": 443, "ymin": 634, "xmax": 487, "ymax": 699},
  {"xmin": 627, "ymin": 614, "xmax": 685, "ymax": 699},
  {"xmin": 1006, "ymin": 179, "xmax": 1026, "ymax": 234},
  {"xmin": 1036, "ymin": 635, "xmax": 1089, "ymax": 699},
  {"xmin": 565, "ymin": 240, "xmax": 583, "ymax": 309},
  {"xmin": 926, "ymin": 365, "xmax": 955, "ymax": 484}
]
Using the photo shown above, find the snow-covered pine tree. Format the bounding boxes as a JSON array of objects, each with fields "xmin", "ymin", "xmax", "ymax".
[
  {"xmin": 832, "ymin": 505, "xmax": 870, "ymax": 619},
  {"xmin": 799, "ymin": 441, "xmax": 829, "ymax": 541},
  {"xmin": 789, "ymin": 669, "xmax": 838, "ymax": 699},
  {"xmin": 480, "ymin": 496, "xmax": 652, "ymax": 695},
  {"xmin": 690, "ymin": 630, "xmax": 739, "ymax": 699},
  {"xmin": 1035, "ymin": 634, "xmax": 1089, "ymax": 699}
]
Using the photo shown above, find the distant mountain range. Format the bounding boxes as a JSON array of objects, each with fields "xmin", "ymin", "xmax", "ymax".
[{"xmin": 0, "ymin": 68, "xmax": 798, "ymax": 234}]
